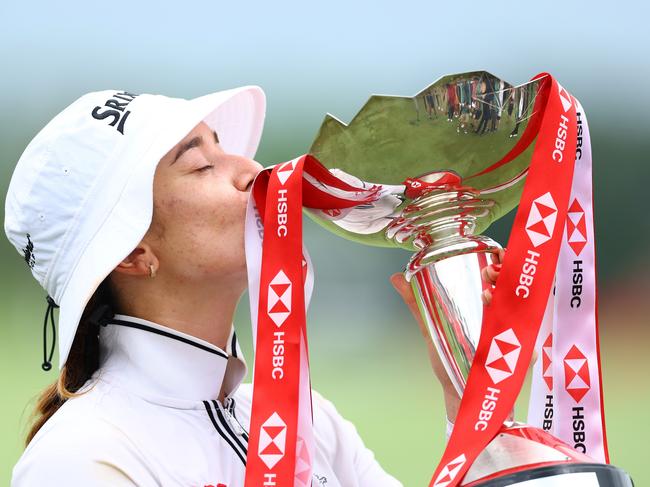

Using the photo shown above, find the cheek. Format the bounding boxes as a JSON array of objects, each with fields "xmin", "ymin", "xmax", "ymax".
[{"xmin": 156, "ymin": 182, "xmax": 247, "ymax": 260}]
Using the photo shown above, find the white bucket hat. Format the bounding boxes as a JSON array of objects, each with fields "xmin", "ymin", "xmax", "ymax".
[{"xmin": 4, "ymin": 86, "xmax": 266, "ymax": 369}]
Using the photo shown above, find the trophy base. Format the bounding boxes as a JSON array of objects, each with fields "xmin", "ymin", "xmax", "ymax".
[
  {"xmin": 469, "ymin": 463, "xmax": 633, "ymax": 487},
  {"xmin": 460, "ymin": 424, "xmax": 633, "ymax": 486}
]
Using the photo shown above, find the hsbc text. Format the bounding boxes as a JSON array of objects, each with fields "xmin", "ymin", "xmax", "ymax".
[
  {"xmin": 576, "ymin": 112, "xmax": 583, "ymax": 161},
  {"xmin": 572, "ymin": 406, "xmax": 587, "ymax": 453},
  {"xmin": 552, "ymin": 114, "xmax": 570, "ymax": 163},
  {"xmin": 543, "ymin": 394, "xmax": 553, "ymax": 431},
  {"xmin": 475, "ymin": 387, "xmax": 500, "ymax": 431},
  {"xmin": 571, "ymin": 260, "xmax": 583, "ymax": 308},
  {"xmin": 277, "ymin": 189, "xmax": 288, "ymax": 237},
  {"xmin": 272, "ymin": 331, "xmax": 285, "ymax": 380},
  {"xmin": 516, "ymin": 250, "xmax": 540, "ymax": 299}
]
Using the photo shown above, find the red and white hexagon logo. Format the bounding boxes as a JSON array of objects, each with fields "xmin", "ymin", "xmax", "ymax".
[
  {"xmin": 542, "ymin": 333, "xmax": 553, "ymax": 391},
  {"xmin": 258, "ymin": 412, "xmax": 287, "ymax": 469},
  {"xmin": 525, "ymin": 192, "xmax": 558, "ymax": 248},
  {"xmin": 267, "ymin": 270, "xmax": 292, "ymax": 327},
  {"xmin": 433, "ymin": 454, "xmax": 467, "ymax": 487},
  {"xmin": 563, "ymin": 345, "xmax": 591, "ymax": 403},
  {"xmin": 566, "ymin": 198, "xmax": 587, "ymax": 256},
  {"xmin": 294, "ymin": 435, "xmax": 312, "ymax": 486},
  {"xmin": 485, "ymin": 328, "xmax": 522, "ymax": 384},
  {"xmin": 276, "ymin": 160, "xmax": 296, "ymax": 185},
  {"xmin": 557, "ymin": 82, "xmax": 573, "ymax": 112}
]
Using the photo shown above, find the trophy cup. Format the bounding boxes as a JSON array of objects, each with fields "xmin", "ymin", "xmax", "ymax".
[{"xmin": 303, "ymin": 72, "xmax": 633, "ymax": 486}]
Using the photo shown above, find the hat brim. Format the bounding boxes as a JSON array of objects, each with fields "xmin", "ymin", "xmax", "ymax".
[{"xmin": 56, "ymin": 86, "xmax": 266, "ymax": 369}]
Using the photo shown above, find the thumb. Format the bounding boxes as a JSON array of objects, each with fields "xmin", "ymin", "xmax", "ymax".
[{"xmin": 390, "ymin": 272, "xmax": 414, "ymax": 304}]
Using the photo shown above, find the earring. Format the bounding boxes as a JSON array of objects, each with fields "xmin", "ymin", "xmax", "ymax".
[{"xmin": 148, "ymin": 264, "xmax": 157, "ymax": 279}]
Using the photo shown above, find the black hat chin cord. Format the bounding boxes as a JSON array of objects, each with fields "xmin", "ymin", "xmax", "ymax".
[{"xmin": 42, "ymin": 295, "xmax": 59, "ymax": 371}]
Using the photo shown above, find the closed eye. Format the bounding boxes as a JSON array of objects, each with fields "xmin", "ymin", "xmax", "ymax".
[{"xmin": 196, "ymin": 165, "xmax": 214, "ymax": 172}]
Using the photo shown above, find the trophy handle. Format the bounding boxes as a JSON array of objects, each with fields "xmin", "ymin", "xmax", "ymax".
[{"xmin": 407, "ymin": 236, "xmax": 501, "ymax": 398}]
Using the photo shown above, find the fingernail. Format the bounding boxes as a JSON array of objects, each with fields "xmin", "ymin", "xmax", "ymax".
[{"xmin": 492, "ymin": 263, "xmax": 502, "ymax": 271}]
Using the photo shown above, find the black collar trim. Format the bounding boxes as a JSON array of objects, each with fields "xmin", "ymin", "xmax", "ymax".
[{"xmin": 108, "ymin": 318, "xmax": 228, "ymax": 359}]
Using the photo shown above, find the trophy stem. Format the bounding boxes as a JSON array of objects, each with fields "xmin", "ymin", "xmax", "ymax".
[{"xmin": 407, "ymin": 234, "xmax": 501, "ymax": 398}]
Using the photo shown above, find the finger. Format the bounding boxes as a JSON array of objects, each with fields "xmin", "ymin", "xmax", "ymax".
[
  {"xmin": 482, "ymin": 288, "xmax": 493, "ymax": 306},
  {"xmin": 489, "ymin": 247, "xmax": 506, "ymax": 265},
  {"xmin": 390, "ymin": 273, "xmax": 415, "ymax": 304},
  {"xmin": 390, "ymin": 273, "xmax": 420, "ymax": 316},
  {"xmin": 486, "ymin": 263, "xmax": 501, "ymax": 284},
  {"xmin": 481, "ymin": 263, "xmax": 501, "ymax": 285}
]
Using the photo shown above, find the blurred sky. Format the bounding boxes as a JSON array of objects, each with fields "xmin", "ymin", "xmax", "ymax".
[
  {"xmin": 1, "ymin": 0, "xmax": 649, "ymax": 283},
  {"xmin": 1, "ymin": 0, "xmax": 649, "ymax": 138},
  {"xmin": 0, "ymin": 0, "xmax": 649, "ymax": 483}
]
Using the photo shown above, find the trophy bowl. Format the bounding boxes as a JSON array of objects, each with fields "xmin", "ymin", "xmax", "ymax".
[
  {"xmin": 307, "ymin": 70, "xmax": 537, "ymax": 395},
  {"xmin": 303, "ymin": 71, "xmax": 633, "ymax": 486}
]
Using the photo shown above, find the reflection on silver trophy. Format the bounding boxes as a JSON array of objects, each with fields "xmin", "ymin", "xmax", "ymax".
[{"xmin": 305, "ymin": 71, "xmax": 633, "ymax": 486}]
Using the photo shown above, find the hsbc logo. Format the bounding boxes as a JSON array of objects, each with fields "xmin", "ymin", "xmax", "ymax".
[
  {"xmin": 268, "ymin": 270, "xmax": 292, "ymax": 327},
  {"xmin": 276, "ymin": 160, "xmax": 297, "ymax": 185},
  {"xmin": 525, "ymin": 192, "xmax": 558, "ymax": 247},
  {"xmin": 542, "ymin": 333, "xmax": 553, "ymax": 390},
  {"xmin": 557, "ymin": 82, "xmax": 573, "ymax": 113},
  {"xmin": 567, "ymin": 198, "xmax": 587, "ymax": 256},
  {"xmin": 433, "ymin": 454, "xmax": 467, "ymax": 487},
  {"xmin": 552, "ymin": 83, "xmax": 572, "ymax": 163},
  {"xmin": 564, "ymin": 345, "xmax": 591, "ymax": 402},
  {"xmin": 275, "ymin": 160, "xmax": 297, "ymax": 238},
  {"xmin": 485, "ymin": 328, "xmax": 522, "ymax": 384},
  {"xmin": 295, "ymin": 436, "xmax": 313, "ymax": 486},
  {"xmin": 268, "ymin": 270, "xmax": 291, "ymax": 380},
  {"xmin": 258, "ymin": 412, "xmax": 287, "ymax": 469},
  {"xmin": 476, "ymin": 328, "xmax": 521, "ymax": 432}
]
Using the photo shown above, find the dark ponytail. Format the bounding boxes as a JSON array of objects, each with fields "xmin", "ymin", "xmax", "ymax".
[{"xmin": 25, "ymin": 279, "xmax": 114, "ymax": 445}]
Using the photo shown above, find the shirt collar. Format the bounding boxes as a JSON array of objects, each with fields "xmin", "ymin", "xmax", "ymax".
[{"xmin": 98, "ymin": 314, "xmax": 247, "ymax": 406}]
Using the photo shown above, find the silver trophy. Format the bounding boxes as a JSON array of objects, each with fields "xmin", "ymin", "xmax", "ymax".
[{"xmin": 305, "ymin": 71, "xmax": 633, "ymax": 486}]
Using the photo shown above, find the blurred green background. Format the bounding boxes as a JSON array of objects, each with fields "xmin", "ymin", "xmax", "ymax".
[{"xmin": 1, "ymin": 1, "xmax": 648, "ymax": 485}]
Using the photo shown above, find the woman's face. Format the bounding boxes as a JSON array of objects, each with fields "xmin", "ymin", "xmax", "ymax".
[{"xmin": 146, "ymin": 121, "xmax": 263, "ymax": 285}]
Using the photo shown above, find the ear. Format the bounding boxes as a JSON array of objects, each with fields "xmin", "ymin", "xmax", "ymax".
[{"xmin": 113, "ymin": 242, "xmax": 159, "ymax": 277}]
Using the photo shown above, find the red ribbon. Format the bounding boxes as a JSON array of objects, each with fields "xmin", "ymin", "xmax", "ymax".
[{"xmin": 430, "ymin": 73, "xmax": 579, "ymax": 487}]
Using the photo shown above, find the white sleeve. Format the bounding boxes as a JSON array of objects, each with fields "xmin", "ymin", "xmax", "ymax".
[
  {"xmin": 312, "ymin": 391, "xmax": 403, "ymax": 487},
  {"xmin": 12, "ymin": 416, "xmax": 159, "ymax": 487}
]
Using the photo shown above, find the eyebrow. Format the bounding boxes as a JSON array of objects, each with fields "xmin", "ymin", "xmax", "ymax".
[
  {"xmin": 171, "ymin": 131, "xmax": 220, "ymax": 166},
  {"xmin": 172, "ymin": 136, "xmax": 202, "ymax": 165}
]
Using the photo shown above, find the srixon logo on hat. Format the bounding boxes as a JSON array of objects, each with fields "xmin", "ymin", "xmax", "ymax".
[{"xmin": 91, "ymin": 91, "xmax": 139, "ymax": 135}]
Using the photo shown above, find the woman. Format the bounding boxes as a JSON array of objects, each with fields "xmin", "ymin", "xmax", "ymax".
[{"xmin": 5, "ymin": 86, "xmax": 501, "ymax": 486}]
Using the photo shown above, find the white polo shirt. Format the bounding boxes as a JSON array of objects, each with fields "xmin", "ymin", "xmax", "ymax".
[{"xmin": 12, "ymin": 314, "xmax": 403, "ymax": 487}]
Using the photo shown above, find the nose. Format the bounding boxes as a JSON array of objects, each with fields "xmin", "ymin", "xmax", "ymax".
[
  {"xmin": 231, "ymin": 154, "xmax": 264, "ymax": 192},
  {"xmin": 249, "ymin": 158, "xmax": 264, "ymax": 174}
]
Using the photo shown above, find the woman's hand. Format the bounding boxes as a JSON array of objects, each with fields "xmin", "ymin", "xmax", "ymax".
[
  {"xmin": 480, "ymin": 248, "xmax": 506, "ymax": 306},
  {"xmin": 389, "ymin": 248, "xmax": 507, "ymax": 422},
  {"xmin": 390, "ymin": 272, "xmax": 461, "ymax": 421}
]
